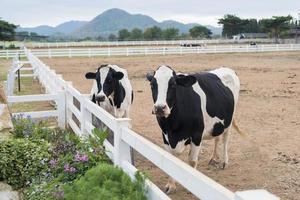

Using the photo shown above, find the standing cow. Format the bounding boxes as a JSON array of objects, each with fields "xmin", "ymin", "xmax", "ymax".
[
  {"xmin": 85, "ymin": 64, "xmax": 133, "ymax": 118},
  {"xmin": 146, "ymin": 65, "xmax": 240, "ymax": 193}
]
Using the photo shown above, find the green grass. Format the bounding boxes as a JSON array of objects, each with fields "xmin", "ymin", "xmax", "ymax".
[
  {"xmin": 13, "ymin": 77, "xmax": 43, "ymax": 95},
  {"xmin": 0, "ymin": 58, "xmax": 11, "ymax": 81}
]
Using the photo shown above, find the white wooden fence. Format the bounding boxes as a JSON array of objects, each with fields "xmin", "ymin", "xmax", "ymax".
[
  {"xmin": 1, "ymin": 38, "xmax": 278, "ymax": 49},
  {"xmin": 1, "ymin": 43, "xmax": 300, "ymax": 59},
  {"xmin": 5, "ymin": 47, "xmax": 279, "ymax": 200}
]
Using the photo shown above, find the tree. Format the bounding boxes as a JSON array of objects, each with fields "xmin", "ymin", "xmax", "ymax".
[
  {"xmin": 218, "ymin": 15, "xmax": 244, "ymax": 38},
  {"xmin": 118, "ymin": 29, "xmax": 130, "ymax": 41},
  {"xmin": 242, "ymin": 19, "xmax": 261, "ymax": 33},
  {"xmin": 108, "ymin": 33, "xmax": 117, "ymax": 41},
  {"xmin": 189, "ymin": 26, "xmax": 212, "ymax": 38},
  {"xmin": 0, "ymin": 19, "xmax": 17, "ymax": 41},
  {"xmin": 260, "ymin": 15, "xmax": 293, "ymax": 43},
  {"xmin": 130, "ymin": 28, "xmax": 143, "ymax": 40},
  {"xmin": 162, "ymin": 28, "xmax": 179, "ymax": 40},
  {"xmin": 143, "ymin": 26, "xmax": 162, "ymax": 40}
]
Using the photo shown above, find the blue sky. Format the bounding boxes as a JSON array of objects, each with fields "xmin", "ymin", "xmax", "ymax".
[{"xmin": 1, "ymin": 0, "xmax": 300, "ymax": 27}]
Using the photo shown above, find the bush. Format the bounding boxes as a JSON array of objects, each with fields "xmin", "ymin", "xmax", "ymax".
[
  {"xmin": 0, "ymin": 139, "xmax": 50, "ymax": 189},
  {"xmin": 63, "ymin": 164, "xmax": 147, "ymax": 200},
  {"xmin": 10, "ymin": 115, "xmax": 124, "ymax": 200},
  {"xmin": 23, "ymin": 127, "xmax": 110, "ymax": 200}
]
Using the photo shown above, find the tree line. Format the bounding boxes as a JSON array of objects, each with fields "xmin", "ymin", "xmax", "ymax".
[
  {"xmin": 218, "ymin": 15, "xmax": 296, "ymax": 42},
  {"xmin": 108, "ymin": 25, "xmax": 212, "ymax": 41}
]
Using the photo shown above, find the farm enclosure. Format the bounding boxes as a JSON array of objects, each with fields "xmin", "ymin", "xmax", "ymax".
[{"xmin": 40, "ymin": 52, "xmax": 300, "ymax": 200}]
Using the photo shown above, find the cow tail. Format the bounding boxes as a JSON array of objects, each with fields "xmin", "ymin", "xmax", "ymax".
[{"xmin": 232, "ymin": 118, "xmax": 246, "ymax": 137}]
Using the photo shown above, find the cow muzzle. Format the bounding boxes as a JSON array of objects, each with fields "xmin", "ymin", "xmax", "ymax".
[
  {"xmin": 95, "ymin": 95, "xmax": 106, "ymax": 102},
  {"xmin": 152, "ymin": 104, "xmax": 170, "ymax": 117}
]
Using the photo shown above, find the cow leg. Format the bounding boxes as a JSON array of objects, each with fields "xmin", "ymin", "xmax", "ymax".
[
  {"xmin": 188, "ymin": 142, "xmax": 201, "ymax": 168},
  {"xmin": 209, "ymin": 137, "xmax": 220, "ymax": 166},
  {"xmin": 124, "ymin": 108, "xmax": 130, "ymax": 118},
  {"xmin": 163, "ymin": 144, "xmax": 177, "ymax": 194},
  {"xmin": 222, "ymin": 130, "xmax": 230, "ymax": 169}
]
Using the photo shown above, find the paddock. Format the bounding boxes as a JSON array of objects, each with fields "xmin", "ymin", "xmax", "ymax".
[{"xmin": 37, "ymin": 51, "xmax": 300, "ymax": 200}]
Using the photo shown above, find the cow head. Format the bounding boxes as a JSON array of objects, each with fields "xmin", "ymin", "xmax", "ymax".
[
  {"xmin": 85, "ymin": 65, "xmax": 124, "ymax": 103},
  {"xmin": 146, "ymin": 65, "xmax": 196, "ymax": 117}
]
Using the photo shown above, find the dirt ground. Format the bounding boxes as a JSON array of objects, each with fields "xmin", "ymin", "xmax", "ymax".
[{"xmin": 42, "ymin": 52, "xmax": 300, "ymax": 200}]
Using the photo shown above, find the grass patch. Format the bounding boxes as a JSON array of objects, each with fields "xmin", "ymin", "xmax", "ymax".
[
  {"xmin": 14, "ymin": 77, "xmax": 43, "ymax": 95},
  {"xmin": 0, "ymin": 58, "xmax": 11, "ymax": 81}
]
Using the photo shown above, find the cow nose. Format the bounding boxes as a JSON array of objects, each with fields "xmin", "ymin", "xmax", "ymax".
[
  {"xmin": 95, "ymin": 95, "xmax": 105, "ymax": 102},
  {"xmin": 154, "ymin": 104, "xmax": 166, "ymax": 113}
]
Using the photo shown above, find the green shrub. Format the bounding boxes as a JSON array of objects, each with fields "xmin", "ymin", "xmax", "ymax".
[
  {"xmin": 0, "ymin": 139, "xmax": 50, "ymax": 189},
  {"xmin": 63, "ymin": 164, "xmax": 147, "ymax": 200},
  {"xmin": 23, "ymin": 128, "xmax": 110, "ymax": 200}
]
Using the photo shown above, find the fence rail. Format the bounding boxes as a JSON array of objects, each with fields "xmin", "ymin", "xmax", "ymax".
[
  {"xmin": 1, "ymin": 38, "xmax": 281, "ymax": 49},
  {"xmin": 1, "ymin": 44, "xmax": 300, "ymax": 59},
  {"xmin": 5, "ymin": 47, "xmax": 279, "ymax": 200}
]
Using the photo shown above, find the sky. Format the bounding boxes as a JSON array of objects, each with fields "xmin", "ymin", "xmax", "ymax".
[{"xmin": 1, "ymin": 0, "xmax": 300, "ymax": 27}]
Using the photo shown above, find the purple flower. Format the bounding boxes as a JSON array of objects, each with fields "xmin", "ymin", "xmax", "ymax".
[
  {"xmin": 69, "ymin": 167, "xmax": 77, "ymax": 173},
  {"xmin": 80, "ymin": 154, "xmax": 89, "ymax": 162},
  {"xmin": 64, "ymin": 164, "xmax": 70, "ymax": 172},
  {"xmin": 49, "ymin": 159, "xmax": 58, "ymax": 168},
  {"xmin": 74, "ymin": 151, "xmax": 89, "ymax": 162},
  {"xmin": 64, "ymin": 164, "xmax": 77, "ymax": 173}
]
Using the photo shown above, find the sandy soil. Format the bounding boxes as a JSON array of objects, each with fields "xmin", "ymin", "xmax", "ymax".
[{"xmin": 43, "ymin": 52, "xmax": 300, "ymax": 200}]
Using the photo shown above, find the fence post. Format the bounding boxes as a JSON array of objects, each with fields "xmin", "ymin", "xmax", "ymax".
[
  {"xmin": 80, "ymin": 96, "xmax": 92, "ymax": 137},
  {"xmin": 48, "ymin": 49, "xmax": 51, "ymax": 58},
  {"xmin": 234, "ymin": 190, "xmax": 279, "ymax": 200},
  {"xmin": 69, "ymin": 49, "xmax": 71, "ymax": 58},
  {"xmin": 114, "ymin": 119, "xmax": 132, "ymax": 167},
  {"xmin": 65, "ymin": 81, "xmax": 73, "ymax": 128},
  {"xmin": 126, "ymin": 48, "xmax": 129, "ymax": 56},
  {"xmin": 6, "ymin": 50, "xmax": 8, "ymax": 59},
  {"xmin": 57, "ymin": 90, "xmax": 66, "ymax": 128}
]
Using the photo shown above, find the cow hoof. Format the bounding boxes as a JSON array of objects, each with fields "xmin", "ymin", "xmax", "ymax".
[
  {"xmin": 222, "ymin": 162, "xmax": 228, "ymax": 169},
  {"xmin": 208, "ymin": 159, "xmax": 219, "ymax": 166},
  {"xmin": 165, "ymin": 183, "xmax": 176, "ymax": 194}
]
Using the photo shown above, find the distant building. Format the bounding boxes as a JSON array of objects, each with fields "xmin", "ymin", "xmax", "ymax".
[
  {"xmin": 241, "ymin": 33, "xmax": 268, "ymax": 39},
  {"xmin": 233, "ymin": 33, "xmax": 268, "ymax": 41}
]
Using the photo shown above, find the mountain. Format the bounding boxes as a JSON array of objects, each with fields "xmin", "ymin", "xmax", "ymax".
[
  {"xmin": 55, "ymin": 21, "xmax": 87, "ymax": 34},
  {"xmin": 17, "ymin": 25, "xmax": 56, "ymax": 36},
  {"xmin": 71, "ymin": 8, "xmax": 158, "ymax": 38},
  {"xmin": 18, "ymin": 8, "xmax": 222, "ymax": 38},
  {"xmin": 159, "ymin": 20, "xmax": 200, "ymax": 34},
  {"xmin": 72, "ymin": 9, "xmax": 221, "ymax": 38},
  {"xmin": 17, "ymin": 20, "xmax": 87, "ymax": 36},
  {"xmin": 206, "ymin": 25, "xmax": 222, "ymax": 35}
]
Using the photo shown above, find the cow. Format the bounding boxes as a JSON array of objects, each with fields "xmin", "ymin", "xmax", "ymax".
[
  {"xmin": 146, "ymin": 65, "xmax": 240, "ymax": 193},
  {"xmin": 85, "ymin": 64, "xmax": 133, "ymax": 118}
]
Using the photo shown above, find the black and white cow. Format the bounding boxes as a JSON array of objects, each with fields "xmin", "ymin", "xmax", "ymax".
[
  {"xmin": 85, "ymin": 64, "xmax": 133, "ymax": 118},
  {"xmin": 146, "ymin": 65, "xmax": 240, "ymax": 193}
]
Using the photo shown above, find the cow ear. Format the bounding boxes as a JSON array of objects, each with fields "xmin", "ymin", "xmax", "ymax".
[
  {"xmin": 146, "ymin": 72, "xmax": 154, "ymax": 82},
  {"xmin": 85, "ymin": 72, "xmax": 96, "ymax": 79},
  {"xmin": 176, "ymin": 75, "xmax": 196, "ymax": 87},
  {"xmin": 113, "ymin": 71, "xmax": 124, "ymax": 80}
]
